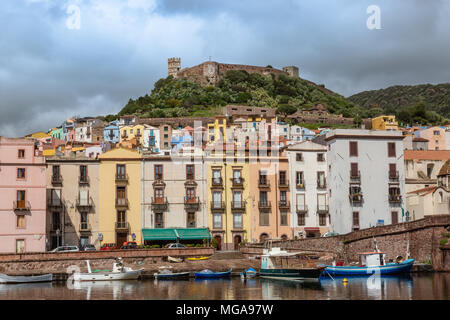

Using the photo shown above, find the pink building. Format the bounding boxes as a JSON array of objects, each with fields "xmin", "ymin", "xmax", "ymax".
[
  {"xmin": 416, "ymin": 127, "xmax": 446, "ymax": 151},
  {"xmin": 0, "ymin": 137, "xmax": 47, "ymax": 253}
]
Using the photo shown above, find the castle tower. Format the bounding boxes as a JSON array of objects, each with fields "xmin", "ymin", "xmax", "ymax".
[
  {"xmin": 168, "ymin": 57, "xmax": 181, "ymax": 77},
  {"xmin": 282, "ymin": 66, "xmax": 299, "ymax": 78}
]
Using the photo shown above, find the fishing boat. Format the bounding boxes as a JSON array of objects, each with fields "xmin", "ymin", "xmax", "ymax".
[
  {"xmin": 240, "ymin": 267, "xmax": 258, "ymax": 279},
  {"xmin": 193, "ymin": 269, "xmax": 232, "ymax": 279},
  {"xmin": 73, "ymin": 258, "xmax": 143, "ymax": 281},
  {"xmin": 187, "ymin": 256, "xmax": 210, "ymax": 261},
  {"xmin": 259, "ymin": 239, "xmax": 325, "ymax": 281},
  {"xmin": 154, "ymin": 269, "xmax": 190, "ymax": 280},
  {"xmin": 0, "ymin": 273, "xmax": 53, "ymax": 284},
  {"xmin": 323, "ymin": 239, "xmax": 415, "ymax": 277}
]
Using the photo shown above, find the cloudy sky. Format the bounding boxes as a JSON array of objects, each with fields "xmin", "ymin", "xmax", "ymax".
[{"xmin": 1, "ymin": 0, "xmax": 449, "ymax": 137}]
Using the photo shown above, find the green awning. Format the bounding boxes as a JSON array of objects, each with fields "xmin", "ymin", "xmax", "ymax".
[{"xmin": 142, "ymin": 228, "xmax": 211, "ymax": 241}]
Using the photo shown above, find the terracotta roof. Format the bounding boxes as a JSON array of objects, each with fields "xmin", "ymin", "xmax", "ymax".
[
  {"xmin": 438, "ymin": 159, "xmax": 450, "ymax": 176},
  {"xmin": 404, "ymin": 150, "xmax": 450, "ymax": 161},
  {"xmin": 407, "ymin": 186, "xmax": 437, "ymax": 196},
  {"xmin": 412, "ymin": 137, "xmax": 429, "ymax": 142}
]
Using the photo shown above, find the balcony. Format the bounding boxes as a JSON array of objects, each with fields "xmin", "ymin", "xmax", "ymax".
[
  {"xmin": 258, "ymin": 201, "xmax": 272, "ymax": 210},
  {"xmin": 389, "ymin": 171, "xmax": 399, "ymax": 181},
  {"xmin": 115, "ymin": 174, "xmax": 129, "ymax": 184},
  {"xmin": 115, "ymin": 221, "xmax": 130, "ymax": 231},
  {"xmin": 211, "ymin": 177, "xmax": 223, "ymax": 187},
  {"xmin": 210, "ymin": 201, "xmax": 225, "ymax": 211},
  {"xmin": 296, "ymin": 204, "xmax": 308, "ymax": 213},
  {"xmin": 258, "ymin": 178, "xmax": 270, "ymax": 188},
  {"xmin": 317, "ymin": 178, "xmax": 327, "ymax": 189},
  {"xmin": 278, "ymin": 200, "xmax": 290, "ymax": 209},
  {"xmin": 296, "ymin": 182, "xmax": 305, "ymax": 189},
  {"xmin": 278, "ymin": 179, "xmax": 289, "ymax": 188},
  {"xmin": 13, "ymin": 200, "xmax": 31, "ymax": 211},
  {"xmin": 151, "ymin": 197, "xmax": 168, "ymax": 211},
  {"xmin": 389, "ymin": 194, "xmax": 402, "ymax": 203},
  {"xmin": 115, "ymin": 198, "xmax": 129, "ymax": 209},
  {"xmin": 349, "ymin": 193, "xmax": 363, "ymax": 203},
  {"xmin": 317, "ymin": 204, "xmax": 329, "ymax": 214},
  {"xmin": 231, "ymin": 201, "xmax": 246, "ymax": 210},
  {"xmin": 231, "ymin": 177, "xmax": 244, "ymax": 187},
  {"xmin": 184, "ymin": 197, "xmax": 200, "ymax": 211},
  {"xmin": 79, "ymin": 175, "xmax": 90, "ymax": 185},
  {"xmin": 47, "ymin": 199, "xmax": 63, "ymax": 209},
  {"xmin": 350, "ymin": 170, "xmax": 361, "ymax": 183},
  {"xmin": 79, "ymin": 222, "xmax": 91, "ymax": 232},
  {"xmin": 76, "ymin": 197, "xmax": 93, "ymax": 211},
  {"xmin": 51, "ymin": 174, "xmax": 63, "ymax": 185}
]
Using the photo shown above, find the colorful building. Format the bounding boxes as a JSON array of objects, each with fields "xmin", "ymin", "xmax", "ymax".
[
  {"xmin": 98, "ymin": 148, "xmax": 142, "ymax": 247},
  {"xmin": 207, "ymin": 116, "xmax": 227, "ymax": 143},
  {"xmin": 372, "ymin": 115, "xmax": 399, "ymax": 131},
  {"xmin": 104, "ymin": 120, "xmax": 120, "ymax": 144},
  {"xmin": 120, "ymin": 124, "xmax": 146, "ymax": 147},
  {"xmin": 0, "ymin": 137, "xmax": 46, "ymax": 253},
  {"xmin": 415, "ymin": 126, "xmax": 446, "ymax": 150}
]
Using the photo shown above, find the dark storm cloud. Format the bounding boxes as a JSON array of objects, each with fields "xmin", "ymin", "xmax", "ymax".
[{"xmin": 0, "ymin": 0, "xmax": 449, "ymax": 137}]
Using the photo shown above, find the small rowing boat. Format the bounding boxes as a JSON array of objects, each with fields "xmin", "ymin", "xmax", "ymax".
[
  {"xmin": 187, "ymin": 256, "xmax": 210, "ymax": 261},
  {"xmin": 154, "ymin": 269, "xmax": 190, "ymax": 280},
  {"xmin": 240, "ymin": 267, "xmax": 258, "ymax": 279},
  {"xmin": 194, "ymin": 269, "xmax": 232, "ymax": 279},
  {"xmin": 0, "ymin": 273, "xmax": 53, "ymax": 284}
]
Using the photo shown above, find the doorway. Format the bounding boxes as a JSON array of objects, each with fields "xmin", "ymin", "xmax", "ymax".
[
  {"xmin": 116, "ymin": 232, "xmax": 128, "ymax": 248},
  {"xmin": 214, "ymin": 235, "xmax": 222, "ymax": 251},
  {"xmin": 233, "ymin": 235, "xmax": 242, "ymax": 251}
]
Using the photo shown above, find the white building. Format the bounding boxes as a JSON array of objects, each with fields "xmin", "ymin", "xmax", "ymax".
[
  {"xmin": 286, "ymin": 140, "xmax": 329, "ymax": 238},
  {"xmin": 325, "ymin": 129, "xmax": 406, "ymax": 234},
  {"xmin": 143, "ymin": 125, "xmax": 161, "ymax": 153}
]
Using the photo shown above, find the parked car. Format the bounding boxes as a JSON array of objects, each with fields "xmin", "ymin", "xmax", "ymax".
[
  {"xmin": 81, "ymin": 244, "xmax": 96, "ymax": 251},
  {"xmin": 322, "ymin": 232, "xmax": 340, "ymax": 237},
  {"xmin": 165, "ymin": 243, "xmax": 187, "ymax": 249},
  {"xmin": 51, "ymin": 245, "xmax": 79, "ymax": 253},
  {"xmin": 120, "ymin": 241, "xmax": 138, "ymax": 249},
  {"xmin": 100, "ymin": 243, "xmax": 117, "ymax": 251}
]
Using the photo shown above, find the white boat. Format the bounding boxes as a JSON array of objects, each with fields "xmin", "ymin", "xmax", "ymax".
[
  {"xmin": 73, "ymin": 258, "xmax": 143, "ymax": 282},
  {"xmin": 0, "ymin": 273, "xmax": 53, "ymax": 284}
]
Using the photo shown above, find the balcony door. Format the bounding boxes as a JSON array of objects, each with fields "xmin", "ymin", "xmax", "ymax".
[
  {"xmin": 116, "ymin": 164, "xmax": 125, "ymax": 179},
  {"xmin": 154, "ymin": 188, "xmax": 164, "ymax": 203},
  {"xmin": 213, "ymin": 191, "xmax": 222, "ymax": 208},
  {"xmin": 79, "ymin": 189, "xmax": 88, "ymax": 206},
  {"xmin": 233, "ymin": 191, "xmax": 242, "ymax": 207},
  {"xmin": 17, "ymin": 190, "xmax": 26, "ymax": 208},
  {"xmin": 317, "ymin": 194, "xmax": 327, "ymax": 211},
  {"xmin": 186, "ymin": 188, "xmax": 195, "ymax": 202},
  {"xmin": 296, "ymin": 194, "xmax": 305, "ymax": 211}
]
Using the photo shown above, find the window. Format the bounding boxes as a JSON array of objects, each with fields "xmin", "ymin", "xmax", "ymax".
[
  {"xmin": 80, "ymin": 165, "xmax": 87, "ymax": 182},
  {"xmin": 280, "ymin": 211, "xmax": 288, "ymax": 226},
  {"xmin": 259, "ymin": 212, "xmax": 269, "ymax": 226},
  {"xmin": 17, "ymin": 168, "xmax": 25, "ymax": 179},
  {"xmin": 352, "ymin": 212, "xmax": 359, "ymax": 230},
  {"xmin": 154, "ymin": 188, "xmax": 164, "ymax": 202},
  {"xmin": 388, "ymin": 142, "xmax": 396, "ymax": 157},
  {"xmin": 186, "ymin": 188, "xmax": 195, "ymax": 202},
  {"xmin": 213, "ymin": 191, "xmax": 222, "ymax": 208},
  {"xmin": 349, "ymin": 141, "xmax": 358, "ymax": 157},
  {"xmin": 297, "ymin": 213, "xmax": 306, "ymax": 226},
  {"xmin": 213, "ymin": 213, "xmax": 222, "ymax": 229},
  {"xmin": 18, "ymin": 149, "xmax": 25, "ymax": 158},
  {"xmin": 259, "ymin": 191, "xmax": 268, "ymax": 206},
  {"xmin": 233, "ymin": 191, "xmax": 242, "ymax": 208},
  {"xmin": 350, "ymin": 163, "xmax": 359, "ymax": 177},
  {"xmin": 279, "ymin": 171, "xmax": 287, "ymax": 185},
  {"xmin": 212, "ymin": 170, "xmax": 222, "ymax": 184},
  {"xmin": 296, "ymin": 171, "xmax": 304, "ymax": 187},
  {"xmin": 164, "ymin": 134, "xmax": 168, "ymax": 139},
  {"xmin": 155, "ymin": 212, "xmax": 164, "ymax": 228},
  {"xmin": 164, "ymin": 126, "xmax": 168, "ymax": 131},
  {"xmin": 187, "ymin": 212, "xmax": 196, "ymax": 228},
  {"xmin": 280, "ymin": 191, "xmax": 287, "ymax": 206},
  {"xmin": 317, "ymin": 172, "xmax": 326, "ymax": 188},
  {"xmin": 319, "ymin": 214, "xmax": 327, "ymax": 226},
  {"xmin": 52, "ymin": 165, "xmax": 60, "ymax": 178},
  {"xmin": 17, "ymin": 215, "xmax": 25, "ymax": 228},
  {"xmin": 233, "ymin": 169, "xmax": 242, "ymax": 184},
  {"xmin": 296, "ymin": 153, "xmax": 303, "ymax": 161},
  {"xmin": 164, "ymin": 142, "xmax": 168, "ymax": 148},
  {"xmin": 186, "ymin": 165, "xmax": 194, "ymax": 180},
  {"xmin": 16, "ymin": 190, "xmax": 26, "ymax": 208},
  {"xmin": 259, "ymin": 171, "xmax": 267, "ymax": 184},
  {"xmin": 433, "ymin": 130, "xmax": 440, "ymax": 135},
  {"xmin": 389, "ymin": 164, "xmax": 397, "ymax": 178},
  {"xmin": 16, "ymin": 239, "xmax": 25, "ymax": 254},
  {"xmin": 116, "ymin": 187, "xmax": 126, "ymax": 205},
  {"xmin": 233, "ymin": 213, "xmax": 243, "ymax": 229},
  {"xmin": 80, "ymin": 212, "xmax": 88, "ymax": 230},
  {"xmin": 154, "ymin": 165, "xmax": 163, "ymax": 180},
  {"xmin": 317, "ymin": 153, "xmax": 325, "ymax": 162},
  {"xmin": 117, "ymin": 211, "xmax": 126, "ymax": 228},
  {"xmin": 116, "ymin": 164, "xmax": 126, "ymax": 179},
  {"xmin": 391, "ymin": 211, "xmax": 398, "ymax": 224}
]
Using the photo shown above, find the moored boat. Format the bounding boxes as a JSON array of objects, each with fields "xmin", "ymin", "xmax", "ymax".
[
  {"xmin": 0, "ymin": 273, "xmax": 53, "ymax": 284},
  {"xmin": 154, "ymin": 269, "xmax": 190, "ymax": 280},
  {"xmin": 259, "ymin": 239, "xmax": 325, "ymax": 281},
  {"xmin": 73, "ymin": 258, "xmax": 142, "ymax": 282},
  {"xmin": 240, "ymin": 267, "xmax": 258, "ymax": 278},
  {"xmin": 194, "ymin": 269, "xmax": 232, "ymax": 279},
  {"xmin": 187, "ymin": 256, "xmax": 210, "ymax": 261}
]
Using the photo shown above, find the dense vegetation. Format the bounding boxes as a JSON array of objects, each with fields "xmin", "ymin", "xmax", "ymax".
[
  {"xmin": 348, "ymin": 83, "xmax": 450, "ymax": 125},
  {"xmin": 115, "ymin": 70, "xmax": 366, "ymax": 121}
]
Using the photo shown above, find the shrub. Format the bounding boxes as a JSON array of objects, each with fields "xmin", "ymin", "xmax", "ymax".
[
  {"xmin": 151, "ymin": 244, "xmax": 160, "ymax": 248},
  {"xmin": 195, "ymin": 244, "xmax": 203, "ymax": 247},
  {"xmin": 440, "ymin": 238, "xmax": 448, "ymax": 246}
]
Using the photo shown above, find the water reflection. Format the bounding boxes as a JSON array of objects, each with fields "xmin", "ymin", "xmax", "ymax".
[{"xmin": 0, "ymin": 274, "xmax": 447, "ymax": 300}]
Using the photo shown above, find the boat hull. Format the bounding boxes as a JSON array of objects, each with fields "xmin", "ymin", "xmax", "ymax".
[
  {"xmin": 73, "ymin": 269, "xmax": 142, "ymax": 282},
  {"xmin": 260, "ymin": 268, "xmax": 324, "ymax": 280},
  {"xmin": 194, "ymin": 269, "xmax": 232, "ymax": 279},
  {"xmin": 324, "ymin": 259, "xmax": 415, "ymax": 276},
  {"xmin": 0, "ymin": 273, "xmax": 53, "ymax": 284},
  {"xmin": 155, "ymin": 272, "xmax": 190, "ymax": 280}
]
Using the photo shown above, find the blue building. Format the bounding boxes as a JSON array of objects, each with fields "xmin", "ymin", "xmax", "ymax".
[{"xmin": 104, "ymin": 120, "xmax": 120, "ymax": 144}]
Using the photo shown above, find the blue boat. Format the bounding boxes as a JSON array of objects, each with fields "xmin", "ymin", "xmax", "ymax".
[
  {"xmin": 154, "ymin": 270, "xmax": 190, "ymax": 280},
  {"xmin": 240, "ymin": 267, "xmax": 258, "ymax": 278},
  {"xmin": 323, "ymin": 251, "xmax": 415, "ymax": 277},
  {"xmin": 194, "ymin": 269, "xmax": 232, "ymax": 279}
]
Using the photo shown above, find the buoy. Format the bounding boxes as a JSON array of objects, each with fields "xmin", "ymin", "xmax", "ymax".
[{"xmin": 343, "ymin": 278, "xmax": 348, "ymax": 285}]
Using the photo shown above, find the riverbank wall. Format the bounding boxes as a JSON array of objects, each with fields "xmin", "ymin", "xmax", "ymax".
[{"xmin": 242, "ymin": 215, "xmax": 450, "ymax": 271}]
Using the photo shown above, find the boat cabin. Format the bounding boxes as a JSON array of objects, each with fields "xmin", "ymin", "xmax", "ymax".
[{"xmin": 359, "ymin": 252, "xmax": 386, "ymax": 267}]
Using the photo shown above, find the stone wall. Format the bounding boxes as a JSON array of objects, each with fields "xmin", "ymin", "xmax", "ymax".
[{"xmin": 242, "ymin": 215, "xmax": 450, "ymax": 271}]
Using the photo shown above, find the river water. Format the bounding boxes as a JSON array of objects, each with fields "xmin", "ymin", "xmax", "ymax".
[{"xmin": 0, "ymin": 273, "xmax": 448, "ymax": 300}]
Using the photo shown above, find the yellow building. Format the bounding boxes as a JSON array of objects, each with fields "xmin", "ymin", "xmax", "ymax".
[
  {"xmin": 98, "ymin": 148, "xmax": 142, "ymax": 247},
  {"xmin": 119, "ymin": 124, "xmax": 145, "ymax": 146},
  {"xmin": 372, "ymin": 115, "xmax": 398, "ymax": 131},
  {"xmin": 207, "ymin": 116, "xmax": 227, "ymax": 143},
  {"xmin": 27, "ymin": 131, "xmax": 51, "ymax": 139},
  {"xmin": 207, "ymin": 153, "xmax": 250, "ymax": 250}
]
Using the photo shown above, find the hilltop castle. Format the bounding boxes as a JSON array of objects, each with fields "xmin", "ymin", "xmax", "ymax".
[{"xmin": 168, "ymin": 57, "xmax": 299, "ymax": 86}]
